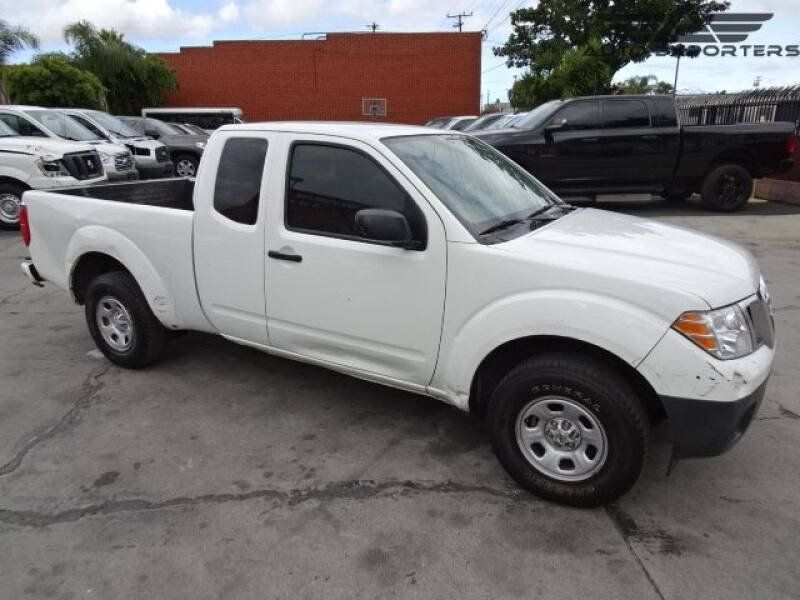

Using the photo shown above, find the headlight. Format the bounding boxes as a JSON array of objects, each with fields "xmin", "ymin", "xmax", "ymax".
[
  {"xmin": 99, "ymin": 152, "xmax": 113, "ymax": 165},
  {"xmin": 195, "ymin": 141, "xmax": 206, "ymax": 149},
  {"xmin": 673, "ymin": 304, "xmax": 754, "ymax": 360},
  {"xmin": 36, "ymin": 159, "xmax": 70, "ymax": 177}
]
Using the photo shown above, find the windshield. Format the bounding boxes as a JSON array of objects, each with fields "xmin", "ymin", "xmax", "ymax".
[
  {"xmin": 86, "ymin": 111, "xmax": 140, "ymax": 138},
  {"xmin": 0, "ymin": 120, "xmax": 16, "ymax": 137},
  {"xmin": 383, "ymin": 134, "xmax": 563, "ymax": 240},
  {"xmin": 150, "ymin": 119, "xmax": 183, "ymax": 136},
  {"xmin": 514, "ymin": 100, "xmax": 564, "ymax": 130},
  {"xmin": 24, "ymin": 110, "xmax": 102, "ymax": 142}
]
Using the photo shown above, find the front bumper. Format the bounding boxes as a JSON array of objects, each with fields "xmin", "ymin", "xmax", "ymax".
[
  {"xmin": 136, "ymin": 161, "xmax": 174, "ymax": 179},
  {"xmin": 661, "ymin": 380, "xmax": 767, "ymax": 458},
  {"xmin": 21, "ymin": 259, "xmax": 45, "ymax": 287},
  {"xmin": 107, "ymin": 169, "xmax": 139, "ymax": 181}
]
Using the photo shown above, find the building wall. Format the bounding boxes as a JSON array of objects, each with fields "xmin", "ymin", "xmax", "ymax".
[{"xmin": 158, "ymin": 32, "xmax": 482, "ymax": 125}]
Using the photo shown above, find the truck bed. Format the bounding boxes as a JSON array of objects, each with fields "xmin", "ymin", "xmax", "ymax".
[{"xmin": 54, "ymin": 177, "xmax": 195, "ymax": 211}]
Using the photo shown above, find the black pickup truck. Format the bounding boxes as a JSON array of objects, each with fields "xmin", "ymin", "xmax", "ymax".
[{"xmin": 475, "ymin": 94, "xmax": 796, "ymax": 211}]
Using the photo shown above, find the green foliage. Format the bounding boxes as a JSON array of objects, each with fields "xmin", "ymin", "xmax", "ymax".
[
  {"xmin": 0, "ymin": 20, "xmax": 39, "ymax": 103},
  {"xmin": 496, "ymin": 0, "xmax": 727, "ymax": 108},
  {"xmin": 64, "ymin": 21, "xmax": 178, "ymax": 115},
  {"xmin": 613, "ymin": 75, "xmax": 674, "ymax": 95},
  {"xmin": 5, "ymin": 53, "xmax": 105, "ymax": 107}
]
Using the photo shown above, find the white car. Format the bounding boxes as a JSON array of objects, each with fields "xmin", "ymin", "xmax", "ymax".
[
  {"xmin": 0, "ymin": 120, "xmax": 106, "ymax": 229},
  {"xmin": 20, "ymin": 122, "xmax": 774, "ymax": 506},
  {"xmin": 0, "ymin": 106, "xmax": 137, "ymax": 181},
  {"xmin": 424, "ymin": 115, "xmax": 478, "ymax": 130}
]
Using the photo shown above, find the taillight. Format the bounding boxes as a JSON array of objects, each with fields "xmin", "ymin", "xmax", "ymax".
[
  {"xmin": 787, "ymin": 133, "xmax": 798, "ymax": 157},
  {"xmin": 20, "ymin": 204, "xmax": 31, "ymax": 247}
]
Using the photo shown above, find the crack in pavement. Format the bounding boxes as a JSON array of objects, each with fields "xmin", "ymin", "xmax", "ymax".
[
  {"xmin": 0, "ymin": 479, "xmax": 523, "ymax": 528},
  {"xmin": 0, "ymin": 286, "xmax": 29, "ymax": 306},
  {"xmin": 0, "ymin": 364, "xmax": 111, "ymax": 477},
  {"xmin": 605, "ymin": 504, "xmax": 667, "ymax": 600}
]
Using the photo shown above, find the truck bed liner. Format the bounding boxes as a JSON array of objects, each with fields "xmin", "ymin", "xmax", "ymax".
[{"xmin": 54, "ymin": 178, "xmax": 194, "ymax": 211}]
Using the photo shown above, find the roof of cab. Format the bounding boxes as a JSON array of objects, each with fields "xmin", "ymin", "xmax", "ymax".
[{"xmin": 216, "ymin": 121, "xmax": 446, "ymax": 140}]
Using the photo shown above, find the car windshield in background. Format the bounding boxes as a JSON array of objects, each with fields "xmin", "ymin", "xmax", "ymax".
[
  {"xmin": 383, "ymin": 134, "xmax": 564, "ymax": 240},
  {"xmin": 0, "ymin": 120, "xmax": 16, "ymax": 137},
  {"xmin": 86, "ymin": 111, "xmax": 140, "ymax": 138},
  {"xmin": 25, "ymin": 110, "xmax": 101, "ymax": 142},
  {"xmin": 151, "ymin": 120, "xmax": 183, "ymax": 136},
  {"xmin": 513, "ymin": 100, "xmax": 564, "ymax": 129}
]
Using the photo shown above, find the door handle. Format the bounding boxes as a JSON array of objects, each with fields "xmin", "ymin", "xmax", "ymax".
[
  {"xmin": 640, "ymin": 134, "xmax": 658, "ymax": 141},
  {"xmin": 581, "ymin": 137, "xmax": 599, "ymax": 143},
  {"xmin": 268, "ymin": 250, "xmax": 302, "ymax": 263}
]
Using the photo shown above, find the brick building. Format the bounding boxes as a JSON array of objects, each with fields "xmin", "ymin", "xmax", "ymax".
[{"xmin": 158, "ymin": 32, "xmax": 482, "ymax": 125}]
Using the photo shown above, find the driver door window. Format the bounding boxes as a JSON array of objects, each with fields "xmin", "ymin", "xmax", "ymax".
[
  {"xmin": 547, "ymin": 101, "xmax": 601, "ymax": 131},
  {"xmin": 0, "ymin": 113, "xmax": 47, "ymax": 137}
]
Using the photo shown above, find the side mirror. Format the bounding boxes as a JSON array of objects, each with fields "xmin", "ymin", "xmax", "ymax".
[{"xmin": 354, "ymin": 209, "xmax": 414, "ymax": 248}]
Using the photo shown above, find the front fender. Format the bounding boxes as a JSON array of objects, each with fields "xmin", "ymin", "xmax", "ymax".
[
  {"xmin": 66, "ymin": 225, "xmax": 178, "ymax": 326},
  {"xmin": 430, "ymin": 290, "xmax": 672, "ymax": 411}
]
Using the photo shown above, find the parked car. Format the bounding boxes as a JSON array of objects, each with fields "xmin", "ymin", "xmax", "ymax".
[
  {"xmin": 141, "ymin": 107, "xmax": 243, "ymax": 132},
  {"xmin": 424, "ymin": 115, "xmax": 478, "ymax": 130},
  {"xmin": 0, "ymin": 106, "xmax": 137, "ymax": 181},
  {"xmin": 20, "ymin": 122, "xmax": 774, "ymax": 507},
  {"xmin": 168, "ymin": 122, "xmax": 207, "ymax": 136},
  {"xmin": 0, "ymin": 119, "xmax": 105, "ymax": 229},
  {"xmin": 60, "ymin": 109, "xmax": 173, "ymax": 179},
  {"xmin": 475, "ymin": 94, "xmax": 796, "ymax": 211},
  {"xmin": 462, "ymin": 113, "xmax": 506, "ymax": 132},
  {"xmin": 118, "ymin": 116, "xmax": 208, "ymax": 178}
]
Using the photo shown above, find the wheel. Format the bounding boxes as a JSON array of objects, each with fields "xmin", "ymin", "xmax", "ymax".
[
  {"xmin": 700, "ymin": 164, "xmax": 753, "ymax": 212},
  {"xmin": 0, "ymin": 182, "xmax": 25, "ymax": 230},
  {"xmin": 663, "ymin": 190, "xmax": 693, "ymax": 203},
  {"xmin": 85, "ymin": 271, "xmax": 167, "ymax": 368},
  {"xmin": 487, "ymin": 353, "xmax": 649, "ymax": 507},
  {"xmin": 173, "ymin": 154, "xmax": 199, "ymax": 178}
]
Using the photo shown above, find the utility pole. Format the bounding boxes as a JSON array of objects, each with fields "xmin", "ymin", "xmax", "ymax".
[
  {"xmin": 446, "ymin": 11, "xmax": 473, "ymax": 32},
  {"xmin": 367, "ymin": 21, "xmax": 379, "ymax": 32}
]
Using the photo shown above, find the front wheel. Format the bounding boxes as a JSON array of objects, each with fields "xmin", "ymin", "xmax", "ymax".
[
  {"xmin": 700, "ymin": 164, "xmax": 753, "ymax": 212},
  {"xmin": 0, "ymin": 182, "xmax": 25, "ymax": 230},
  {"xmin": 173, "ymin": 154, "xmax": 199, "ymax": 178},
  {"xmin": 85, "ymin": 271, "xmax": 167, "ymax": 368},
  {"xmin": 488, "ymin": 353, "xmax": 649, "ymax": 507}
]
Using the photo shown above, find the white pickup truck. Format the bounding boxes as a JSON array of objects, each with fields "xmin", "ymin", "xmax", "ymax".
[{"xmin": 19, "ymin": 122, "xmax": 775, "ymax": 506}]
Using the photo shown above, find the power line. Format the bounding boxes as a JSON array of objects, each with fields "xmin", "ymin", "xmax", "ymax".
[
  {"xmin": 483, "ymin": 0, "xmax": 515, "ymax": 31},
  {"xmin": 447, "ymin": 11, "xmax": 474, "ymax": 32}
]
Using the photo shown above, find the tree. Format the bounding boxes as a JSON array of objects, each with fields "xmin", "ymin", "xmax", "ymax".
[
  {"xmin": 5, "ymin": 54, "xmax": 104, "ymax": 108},
  {"xmin": 496, "ymin": 0, "xmax": 727, "ymax": 107},
  {"xmin": 64, "ymin": 21, "xmax": 177, "ymax": 114},
  {"xmin": 613, "ymin": 75, "xmax": 674, "ymax": 95},
  {"xmin": 0, "ymin": 20, "xmax": 39, "ymax": 104}
]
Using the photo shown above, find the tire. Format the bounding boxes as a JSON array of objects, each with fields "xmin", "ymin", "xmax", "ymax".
[
  {"xmin": 0, "ymin": 182, "xmax": 25, "ymax": 231},
  {"xmin": 85, "ymin": 271, "xmax": 167, "ymax": 368},
  {"xmin": 488, "ymin": 353, "xmax": 648, "ymax": 507},
  {"xmin": 700, "ymin": 164, "xmax": 753, "ymax": 212},
  {"xmin": 663, "ymin": 190, "xmax": 693, "ymax": 203},
  {"xmin": 173, "ymin": 154, "xmax": 199, "ymax": 178}
]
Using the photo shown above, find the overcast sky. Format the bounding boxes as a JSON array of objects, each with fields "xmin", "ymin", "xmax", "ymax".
[{"xmin": 4, "ymin": 0, "xmax": 798, "ymax": 105}]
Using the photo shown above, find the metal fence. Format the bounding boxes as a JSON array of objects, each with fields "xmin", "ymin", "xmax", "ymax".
[{"xmin": 677, "ymin": 86, "xmax": 800, "ymax": 127}]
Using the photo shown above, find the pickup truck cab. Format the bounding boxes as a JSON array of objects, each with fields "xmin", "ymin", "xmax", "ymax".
[
  {"xmin": 0, "ymin": 120, "xmax": 106, "ymax": 229},
  {"xmin": 20, "ymin": 123, "xmax": 775, "ymax": 506},
  {"xmin": 0, "ymin": 106, "xmax": 137, "ymax": 181},
  {"xmin": 476, "ymin": 94, "xmax": 797, "ymax": 211}
]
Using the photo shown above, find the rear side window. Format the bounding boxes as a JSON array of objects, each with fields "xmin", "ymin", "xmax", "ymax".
[
  {"xmin": 286, "ymin": 143, "xmax": 425, "ymax": 242},
  {"xmin": 213, "ymin": 137, "xmax": 268, "ymax": 225},
  {"xmin": 547, "ymin": 101, "xmax": 600, "ymax": 131},
  {"xmin": 603, "ymin": 100, "xmax": 650, "ymax": 129}
]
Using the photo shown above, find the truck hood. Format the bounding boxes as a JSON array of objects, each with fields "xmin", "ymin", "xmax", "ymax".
[
  {"xmin": 0, "ymin": 136, "xmax": 96, "ymax": 158},
  {"xmin": 501, "ymin": 208, "xmax": 760, "ymax": 309}
]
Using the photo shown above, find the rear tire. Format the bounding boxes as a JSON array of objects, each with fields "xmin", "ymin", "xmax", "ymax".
[
  {"xmin": 700, "ymin": 164, "xmax": 753, "ymax": 212},
  {"xmin": 85, "ymin": 271, "xmax": 167, "ymax": 368},
  {"xmin": 487, "ymin": 353, "xmax": 649, "ymax": 507},
  {"xmin": 0, "ymin": 182, "xmax": 25, "ymax": 230}
]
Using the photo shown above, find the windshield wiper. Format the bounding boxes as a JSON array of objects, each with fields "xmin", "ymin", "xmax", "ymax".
[
  {"xmin": 479, "ymin": 218, "xmax": 523, "ymax": 236},
  {"xmin": 525, "ymin": 204, "xmax": 564, "ymax": 221}
]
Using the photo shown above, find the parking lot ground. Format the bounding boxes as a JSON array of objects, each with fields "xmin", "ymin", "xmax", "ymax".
[{"xmin": 0, "ymin": 197, "xmax": 799, "ymax": 600}]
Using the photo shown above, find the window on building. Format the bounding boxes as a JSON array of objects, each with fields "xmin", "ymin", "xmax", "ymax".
[{"xmin": 213, "ymin": 137, "xmax": 268, "ymax": 225}]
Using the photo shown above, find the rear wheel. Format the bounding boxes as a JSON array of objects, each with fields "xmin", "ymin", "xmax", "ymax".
[
  {"xmin": 700, "ymin": 164, "xmax": 753, "ymax": 212},
  {"xmin": 0, "ymin": 182, "xmax": 25, "ymax": 230},
  {"xmin": 488, "ymin": 353, "xmax": 649, "ymax": 507},
  {"xmin": 85, "ymin": 271, "xmax": 167, "ymax": 368}
]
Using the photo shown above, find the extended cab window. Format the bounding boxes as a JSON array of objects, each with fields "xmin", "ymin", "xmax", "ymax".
[
  {"xmin": 213, "ymin": 137, "xmax": 268, "ymax": 225},
  {"xmin": 286, "ymin": 143, "xmax": 425, "ymax": 243},
  {"xmin": 546, "ymin": 101, "xmax": 600, "ymax": 131},
  {"xmin": 603, "ymin": 100, "xmax": 650, "ymax": 128},
  {"xmin": 0, "ymin": 113, "xmax": 47, "ymax": 137}
]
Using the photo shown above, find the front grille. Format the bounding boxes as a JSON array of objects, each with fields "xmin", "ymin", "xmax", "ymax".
[
  {"xmin": 61, "ymin": 150, "xmax": 104, "ymax": 180},
  {"xmin": 114, "ymin": 153, "xmax": 135, "ymax": 171},
  {"xmin": 127, "ymin": 144, "xmax": 150, "ymax": 156},
  {"xmin": 744, "ymin": 296, "xmax": 775, "ymax": 349},
  {"xmin": 155, "ymin": 146, "xmax": 169, "ymax": 162}
]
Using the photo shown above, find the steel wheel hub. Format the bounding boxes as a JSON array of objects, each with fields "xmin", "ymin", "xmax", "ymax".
[
  {"xmin": 175, "ymin": 159, "xmax": 196, "ymax": 177},
  {"xmin": 516, "ymin": 396, "xmax": 608, "ymax": 482},
  {"xmin": 0, "ymin": 193, "xmax": 20, "ymax": 223},
  {"xmin": 96, "ymin": 296, "xmax": 134, "ymax": 351}
]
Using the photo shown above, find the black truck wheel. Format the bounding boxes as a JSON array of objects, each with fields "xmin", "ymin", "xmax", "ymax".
[
  {"xmin": 85, "ymin": 271, "xmax": 167, "ymax": 368},
  {"xmin": 173, "ymin": 154, "xmax": 199, "ymax": 178},
  {"xmin": 700, "ymin": 164, "xmax": 753, "ymax": 212},
  {"xmin": 487, "ymin": 353, "xmax": 648, "ymax": 507},
  {"xmin": 0, "ymin": 182, "xmax": 25, "ymax": 230}
]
